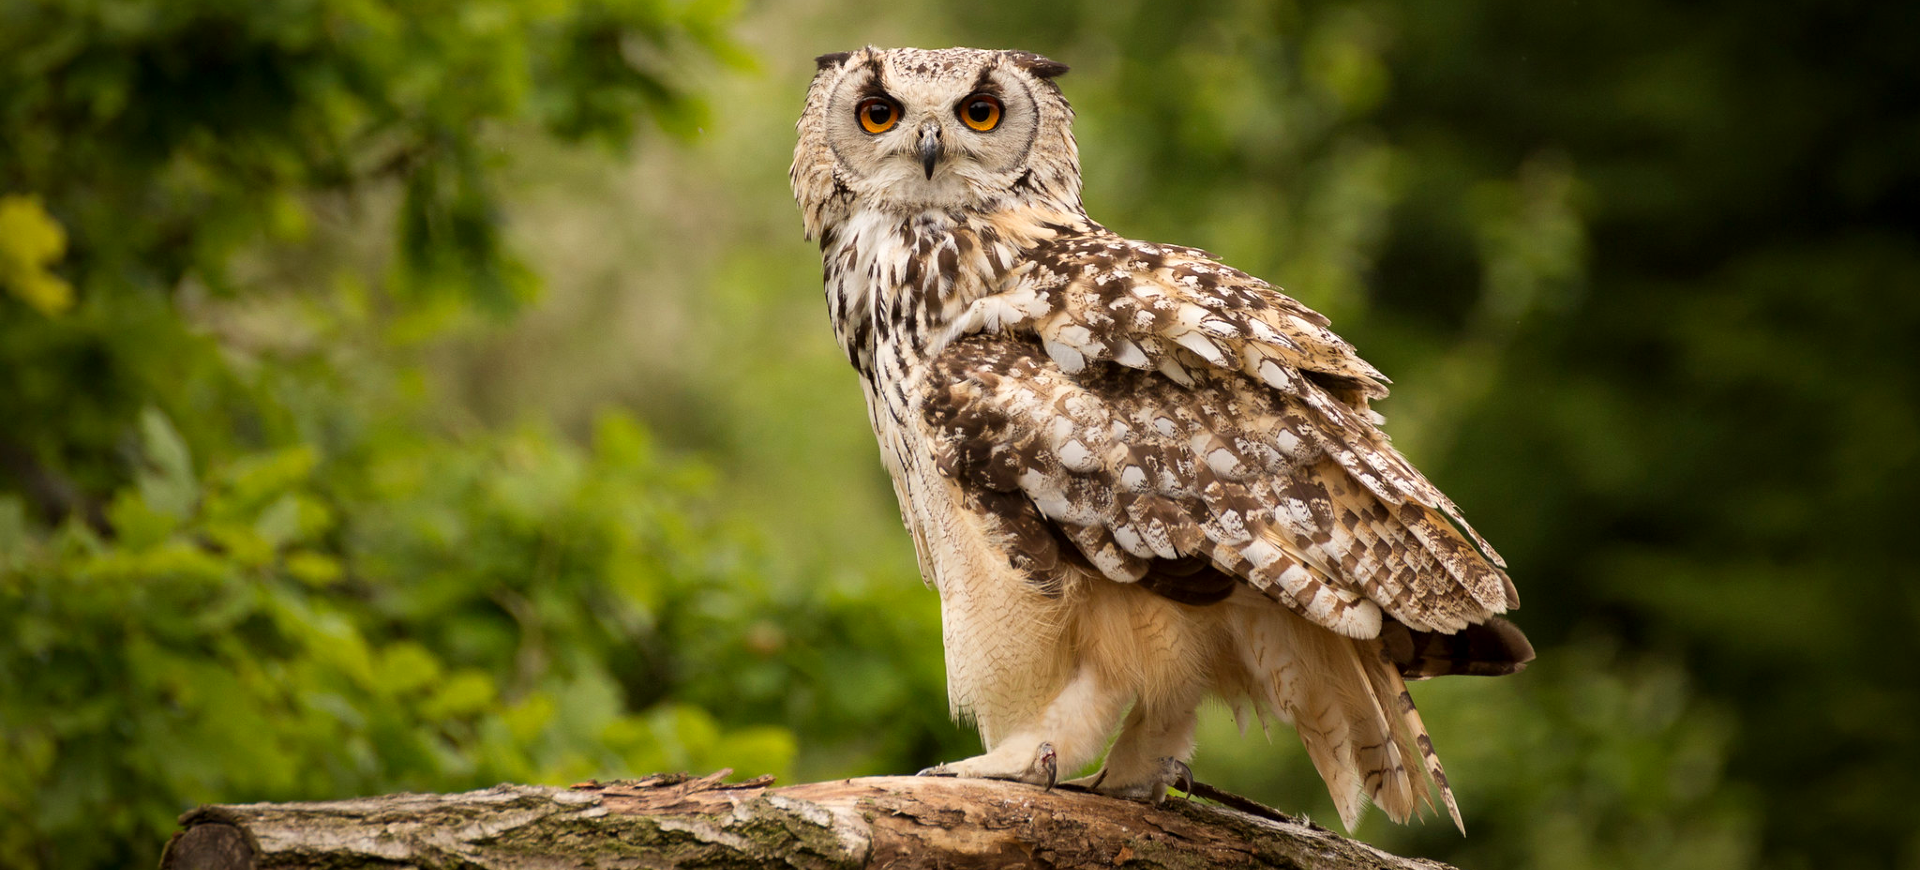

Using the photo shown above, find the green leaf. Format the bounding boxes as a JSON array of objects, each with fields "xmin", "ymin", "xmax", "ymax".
[
  {"xmin": 376, "ymin": 642, "xmax": 443, "ymax": 695},
  {"xmin": 253, "ymin": 494, "xmax": 303, "ymax": 549},
  {"xmin": 102, "ymin": 490, "xmax": 177, "ymax": 550},
  {"xmin": 135, "ymin": 408, "xmax": 197, "ymax": 518},
  {"xmin": 0, "ymin": 195, "xmax": 73, "ymax": 315},
  {"xmin": 422, "ymin": 671, "xmax": 498, "ymax": 720},
  {"xmin": 283, "ymin": 551, "xmax": 344, "ymax": 587}
]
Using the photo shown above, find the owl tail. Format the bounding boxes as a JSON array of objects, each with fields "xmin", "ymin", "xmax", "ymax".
[
  {"xmin": 1230, "ymin": 607, "xmax": 1463, "ymax": 834},
  {"xmin": 1357, "ymin": 640, "xmax": 1465, "ymax": 833}
]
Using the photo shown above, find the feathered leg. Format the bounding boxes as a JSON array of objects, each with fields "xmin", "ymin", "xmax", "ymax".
[
  {"xmin": 1064, "ymin": 690, "xmax": 1202, "ymax": 802},
  {"xmin": 921, "ymin": 662, "xmax": 1129, "ymax": 787}
]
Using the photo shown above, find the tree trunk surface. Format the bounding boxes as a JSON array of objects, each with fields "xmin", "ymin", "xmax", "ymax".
[{"xmin": 160, "ymin": 771, "xmax": 1456, "ymax": 870}]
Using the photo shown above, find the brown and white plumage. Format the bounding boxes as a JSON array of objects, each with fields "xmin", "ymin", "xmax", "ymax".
[{"xmin": 792, "ymin": 46, "xmax": 1532, "ymax": 832}]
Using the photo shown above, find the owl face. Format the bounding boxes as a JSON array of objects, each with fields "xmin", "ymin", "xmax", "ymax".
[{"xmin": 795, "ymin": 48, "xmax": 1080, "ymax": 221}]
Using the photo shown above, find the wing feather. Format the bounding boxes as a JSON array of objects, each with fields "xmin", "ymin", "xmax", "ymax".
[
  {"xmin": 924, "ymin": 328, "xmax": 1511, "ymax": 640},
  {"xmin": 942, "ymin": 231, "xmax": 1513, "ymax": 579},
  {"xmin": 927, "ymin": 230, "xmax": 1519, "ymax": 637}
]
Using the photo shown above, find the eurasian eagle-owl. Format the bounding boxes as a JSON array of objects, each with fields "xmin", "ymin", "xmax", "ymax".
[{"xmin": 790, "ymin": 46, "xmax": 1532, "ymax": 832}]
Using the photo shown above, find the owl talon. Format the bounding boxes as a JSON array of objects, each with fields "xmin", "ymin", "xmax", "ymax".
[
  {"xmin": 1166, "ymin": 757, "xmax": 1194, "ymax": 804},
  {"xmin": 914, "ymin": 741, "xmax": 1058, "ymax": 788},
  {"xmin": 1069, "ymin": 757, "xmax": 1195, "ymax": 803}
]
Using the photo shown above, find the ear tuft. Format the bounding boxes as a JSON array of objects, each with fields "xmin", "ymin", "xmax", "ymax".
[
  {"xmin": 815, "ymin": 51, "xmax": 853, "ymax": 71},
  {"xmin": 1006, "ymin": 50, "xmax": 1069, "ymax": 79}
]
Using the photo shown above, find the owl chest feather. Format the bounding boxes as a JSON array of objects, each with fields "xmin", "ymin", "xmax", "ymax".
[
  {"xmin": 820, "ymin": 204, "xmax": 1060, "ymax": 590},
  {"xmin": 823, "ymin": 206, "xmax": 1038, "ymax": 454},
  {"xmin": 821, "ymin": 209, "xmax": 1086, "ymax": 735}
]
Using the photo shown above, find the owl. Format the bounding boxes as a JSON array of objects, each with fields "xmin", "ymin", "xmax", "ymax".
[{"xmin": 791, "ymin": 46, "xmax": 1532, "ymax": 832}]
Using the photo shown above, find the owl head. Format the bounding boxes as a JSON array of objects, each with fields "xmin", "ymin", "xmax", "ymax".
[{"xmin": 792, "ymin": 47, "xmax": 1082, "ymax": 239}]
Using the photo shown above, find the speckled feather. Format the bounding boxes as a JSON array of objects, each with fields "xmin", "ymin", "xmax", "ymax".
[{"xmin": 924, "ymin": 334, "xmax": 1512, "ymax": 637}]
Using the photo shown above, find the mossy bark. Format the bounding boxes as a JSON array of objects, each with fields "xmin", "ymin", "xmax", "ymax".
[{"xmin": 160, "ymin": 771, "xmax": 1455, "ymax": 870}]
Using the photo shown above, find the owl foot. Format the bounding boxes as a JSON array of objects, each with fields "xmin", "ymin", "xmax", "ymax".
[
  {"xmin": 917, "ymin": 741, "xmax": 1058, "ymax": 790},
  {"xmin": 1062, "ymin": 757, "xmax": 1192, "ymax": 804}
]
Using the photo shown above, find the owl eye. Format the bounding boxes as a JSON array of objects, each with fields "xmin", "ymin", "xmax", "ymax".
[
  {"xmin": 856, "ymin": 97, "xmax": 899, "ymax": 134},
  {"xmin": 959, "ymin": 94, "xmax": 1003, "ymax": 132}
]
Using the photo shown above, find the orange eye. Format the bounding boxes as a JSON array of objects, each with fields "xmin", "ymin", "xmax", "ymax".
[
  {"xmin": 959, "ymin": 94, "xmax": 1002, "ymax": 131},
  {"xmin": 857, "ymin": 97, "xmax": 899, "ymax": 134}
]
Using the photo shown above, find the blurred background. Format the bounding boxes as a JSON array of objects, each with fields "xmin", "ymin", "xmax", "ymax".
[{"xmin": 2, "ymin": 1, "xmax": 1915, "ymax": 867}]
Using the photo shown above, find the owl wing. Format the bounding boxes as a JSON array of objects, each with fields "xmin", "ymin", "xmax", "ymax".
[{"xmin": 928, "ymin": 234, "xmax": 1518, "ymax": 638}]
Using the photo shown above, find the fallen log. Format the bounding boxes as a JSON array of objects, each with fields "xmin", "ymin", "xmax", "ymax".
[{"xmin": 160, "ymin": 771, "xmax": 1455, "ymax": 869}]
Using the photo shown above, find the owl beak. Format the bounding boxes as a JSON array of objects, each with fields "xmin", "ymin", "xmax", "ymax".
[{"xmin": 918, "ymin": 126, "xmax": 942, "ymax": 179}]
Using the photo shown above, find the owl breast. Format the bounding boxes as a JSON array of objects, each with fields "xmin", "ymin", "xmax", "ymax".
[
  {"xmin": 820, "ymin": 201, "xmax": 1072, "ymax": 585},
  {"xmin": 823, "ymin": 202, "xmax": 1083, "ymax": 378}
]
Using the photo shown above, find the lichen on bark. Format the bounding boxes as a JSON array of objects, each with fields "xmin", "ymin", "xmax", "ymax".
[{"xmin": 161, "ymin": 772, "xmax": 1454, "ymax": 870}]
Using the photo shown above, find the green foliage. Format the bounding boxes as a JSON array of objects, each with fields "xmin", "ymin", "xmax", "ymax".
[
  {"xmin": 1, "ymin": 408, "xmax": 802, "ymax": 868},
  {"xmin": 0, "ymin": 0, "xmax": 800, "ymax": 867},
  {"xmin": 0, "ymin": 0, "xmax": 734, "ymax": 492}
]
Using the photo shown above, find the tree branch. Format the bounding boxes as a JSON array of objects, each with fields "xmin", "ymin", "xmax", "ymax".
[{"xmin": 159, "ymin": 771, "xmax": 1455, "ymax": 869}]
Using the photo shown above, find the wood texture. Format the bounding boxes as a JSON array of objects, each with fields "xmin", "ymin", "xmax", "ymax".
[{"xmin": 160, "ymin": 772, "xmax": 1457, "ymax": 869}]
